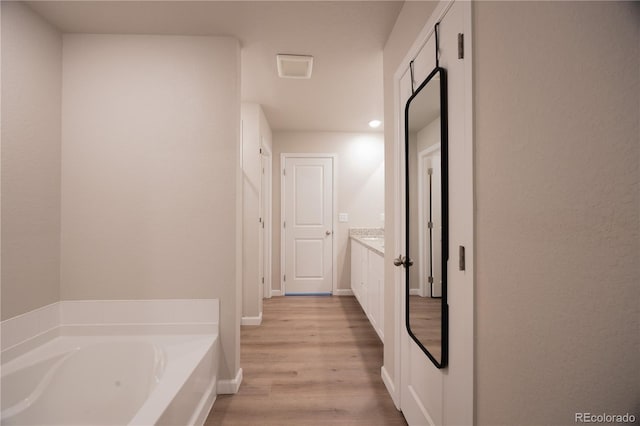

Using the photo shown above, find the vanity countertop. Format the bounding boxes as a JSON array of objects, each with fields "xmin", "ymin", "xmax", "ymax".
[{"xmin": 349, "ymin": 228, "xmax": 384, "ymax": 256}]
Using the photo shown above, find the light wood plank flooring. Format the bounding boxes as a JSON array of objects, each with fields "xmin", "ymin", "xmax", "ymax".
[{"xmin": 205, "ymin": 296, "xmax": 407, "ymax": 426}]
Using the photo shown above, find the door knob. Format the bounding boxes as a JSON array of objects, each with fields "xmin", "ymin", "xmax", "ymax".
[
  {"xmin": 393, "ymin": 255, "xmax": 413, "ymax": 268},
  {"xmin": 325, "ymin": 230, "xmax": 332, "ymax": 235}
]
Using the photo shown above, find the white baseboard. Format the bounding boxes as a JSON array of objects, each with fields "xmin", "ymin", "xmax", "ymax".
[
  {"xmin": 271, "ymin": 289, "xmax": 283, "ymax": 297},
  {"xmin": 241, "ymin": 313, "xmax": 262, "ymax": 326},
  {"xmin": 409, "ymin": 288, "xmax": 421, "ymax": 296},
  {"xmin": 217, "ymin": 368, "xmax": 243, "ymax": 394},
  {"xmin": 333, "ymin": 289, "xmax": 354, "ymax": 296},
  {"xmin": 381, "ymin": 365, "xmax": 400, "ymax": 410}
]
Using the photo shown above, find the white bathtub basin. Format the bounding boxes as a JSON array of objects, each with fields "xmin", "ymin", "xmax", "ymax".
[{"xmin": 1, "ymin": 334, "xmax": 218, "ymax": 426}]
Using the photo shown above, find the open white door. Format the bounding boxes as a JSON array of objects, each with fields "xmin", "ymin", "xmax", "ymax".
[
  {"xmin": 282, "ymin": 155, "xmax": 334, "ymax": 294},
  {"xmin": 393, "ymin": 1, "xmax": 474, "ymax": 425}
]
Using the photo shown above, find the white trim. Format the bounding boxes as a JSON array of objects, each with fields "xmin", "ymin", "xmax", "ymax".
[
  {"xmin": 271, "ymin": 289, "xmax": 283, "ymax": 297},
  {"xmin": 241, "ymin": 313, "xmax": 263, "ymax": 326},
  {"xmin": 217, "ymin": 368, "xmax": 243, "ymax": 394},
  {"xmin": 280, "ymin": 153, "xmax": 338, "ymax": 296},
  {"xmin": 260, "ymin": 141, "xmax": 273, "ymax": 301},
  {"xmin": 408, "ymin": 289, "xmax": 421, "ymax": 296},
  {"xmin": 333, "ymin": 289, "xmax": 354, "ymax": 296},
  {"xmin": 381, "ymin": 365, "xmax": 400, "ymax": 409}
]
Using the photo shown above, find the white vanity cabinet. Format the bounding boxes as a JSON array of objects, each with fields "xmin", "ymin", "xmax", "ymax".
[
  {"xmin": 350, "ymin": 239, "xmax": 366, "ymax": 305},
  {"xmin": 350, "ymin": 238, "xmax": 384, "ymax": 341}
]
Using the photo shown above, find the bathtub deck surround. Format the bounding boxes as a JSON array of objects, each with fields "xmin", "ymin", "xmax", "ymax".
[{"xmin": 1, "ymin": 299, "xmax": 222, "ymax": 426}]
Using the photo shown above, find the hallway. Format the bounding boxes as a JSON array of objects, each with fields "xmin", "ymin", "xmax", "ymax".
[{"xmin": 207, "ymin": 296, "xmax": 407, "ymax": 425}]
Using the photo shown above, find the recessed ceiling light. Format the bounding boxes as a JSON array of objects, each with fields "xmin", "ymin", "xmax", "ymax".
[
  {"xmin": 368, "ymin": 120, "xmax": 382, "ymax": 128},
  {"xmin": 276, "ymin": 54, "xmax": 313, "ymax": 79}
]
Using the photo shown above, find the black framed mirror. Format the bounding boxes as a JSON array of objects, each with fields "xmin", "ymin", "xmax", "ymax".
[{"xmin": 405, "ymin": 66, "xmax": 448, "ymax": 368}]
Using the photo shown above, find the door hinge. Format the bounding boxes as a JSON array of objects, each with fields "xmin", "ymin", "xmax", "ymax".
[
  {"xmin": 283, "ymin": 168, "xmax": 286, "ymax": 176},
  {"xmin": 259, "ymin": 217, "xmax": 262, "ymax": 223},
  {"xmin": 428, "ymin": 168, "xmax": 433, "ymax": 175},
  {"xmin": 459, "ymin": 245, "xmax": 466, "ymax": 271},
  {"xmin": 458, "ymin": 33, "xmax": 464, "ymax": 59},
  {"xmin": 262, "ymin": 221, "xmax": 265, "ymax": 229},
  {"xmin": 283, "ymin": 274, "xmax": 286, "ymax": 282},
  {"xmin": 262, "ymin": 277, "xmax": 264, "ymax": 284},
  {"xmin": 259, "ymin": 148, "xmax": 263, "ymax": 154},
  {"xmin": 428, "ymin": 276, "xmax": 434, "ymax": 284},
  {"xmin": 283, "ymin": 221, "xmax": 286, "ymax": 229},
  {"xmin": 428, "ymin": 221, "xmax": 434, "ymax": 229}
]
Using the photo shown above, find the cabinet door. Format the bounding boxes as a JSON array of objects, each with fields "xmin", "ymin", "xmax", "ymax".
[
  {"xmin": 368, "ymin": 251, "xmax": 384, "ymax": 340},
  {"xmin": 350, "ymin": 240, "xmax": 361, "ymax": 301},
  {"xmin": 360, "ymin": 244, "xmax": 368, "ymax": 309}
]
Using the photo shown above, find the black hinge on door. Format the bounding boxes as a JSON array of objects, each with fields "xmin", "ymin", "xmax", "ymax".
[
  {"xmin": 283, "ymin": 274, "xmax": 286, "ymax": 282},
  {"xmin": 458, "ymin": 33, "xmax": 464, "ymax": 59}
]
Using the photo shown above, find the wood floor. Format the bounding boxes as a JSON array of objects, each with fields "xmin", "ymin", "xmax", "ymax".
[{"xmin": 205, "ymin": 296, "xmax": 407, "ymax": 426}]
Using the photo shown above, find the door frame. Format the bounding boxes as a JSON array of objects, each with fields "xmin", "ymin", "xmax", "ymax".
[
  {"xmin": 280, "ymin": 153, "xmax": 337, "ymax": 295},
  {"xmin": 418, "ymin": 143, "xmax": 441, "ymax": 298},
  {"xmin": 389, "ymin": 0, "xmax": 474, "ymax": 422},
  {"xmin": 260, "ymin": 140, "xmax": 273, "ymax": 299}
]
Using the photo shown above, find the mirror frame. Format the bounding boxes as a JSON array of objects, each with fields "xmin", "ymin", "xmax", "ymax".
[{"xmin": 404, "ymin": 66, "xmax": 449, "ymax": 369}]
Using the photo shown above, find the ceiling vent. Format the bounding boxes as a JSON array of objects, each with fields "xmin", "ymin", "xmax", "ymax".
[{"xmin": 276, "ymin": 54, "xmax": 313, "ymax": 79}]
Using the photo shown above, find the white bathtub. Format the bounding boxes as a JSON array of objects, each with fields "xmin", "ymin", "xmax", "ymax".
[{"xmin": 1, "ymin": 334, "xmax": 219, "ymax": 426}]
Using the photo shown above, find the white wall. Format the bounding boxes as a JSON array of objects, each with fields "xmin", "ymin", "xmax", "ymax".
[
  {"xmin": 382, "ymin": 0, "xmax": 437, "ymax": 387},
  {"xmin": 60, "ymin": 34, "xmax": 241, "ymax": 380},
  {"xmin": 241, "ymin": 103, "xmax": 272, "ymax": 320},
  {"xmin": 1, "ymin": 2, "xmax": 62, "ymax": 320},
  {"xmin": 272, "ymin": 132, "xmax": 384, "ymax": 294},
  {"xmin": 474, "ymin": 2, "xmax": 639, "ymax": 423}
]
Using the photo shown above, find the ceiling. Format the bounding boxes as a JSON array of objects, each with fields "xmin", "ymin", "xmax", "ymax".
[{"xmin": 27, "ymin": 1, "xmax": 404, "ymax": 133}]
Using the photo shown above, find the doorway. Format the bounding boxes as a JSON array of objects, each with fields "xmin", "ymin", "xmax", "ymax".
[{"xmin": 280, "ymin": 154, "xmax": 336, "ymax": 295}]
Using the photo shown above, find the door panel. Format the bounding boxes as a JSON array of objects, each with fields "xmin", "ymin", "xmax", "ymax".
[
  {"xmin": 294, "ymin": 239, "xmax": 324, "ymax": 278},
  {"xmin": 283, "ymin": 156, "xmax": 333, "ymax": 294},
  {"xmin": 398, "ymin": 2, "xmax": 473, "ymax": 425},
  {"xmin": 294, "ymin": 166, "xmax": 325, "ymax": 225}
]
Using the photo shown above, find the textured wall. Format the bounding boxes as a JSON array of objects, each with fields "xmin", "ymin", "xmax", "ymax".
[
  {"xmin": 1, "ymin": 2, "xmax": 62, "ymax": 320},
  {"xmin": 60, "ymin": 34, "xmax": 241, "ymax": 379},
  {"xmin": 474, "ymin": 2, "xmax": 640, "ymax": 423}
]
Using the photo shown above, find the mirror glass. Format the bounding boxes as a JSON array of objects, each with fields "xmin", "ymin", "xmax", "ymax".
[{"xmin": 405, "ymin": 67, "xmax": 448, "ymax": 368}]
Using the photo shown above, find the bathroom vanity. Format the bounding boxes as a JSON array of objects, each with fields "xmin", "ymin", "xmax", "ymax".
[{"xmin": 350, "ymin": 230, "xmax": 384, "ymax": 341}]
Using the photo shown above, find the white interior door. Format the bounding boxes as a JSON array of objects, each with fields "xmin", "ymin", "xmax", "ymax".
[
  {"xmin": 282, "ymin": 156, "xmax": 334, "ymax": 294},
  {"xmin": 396, "ymin": 2, "xmax": 474, "ymax": 425}
]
